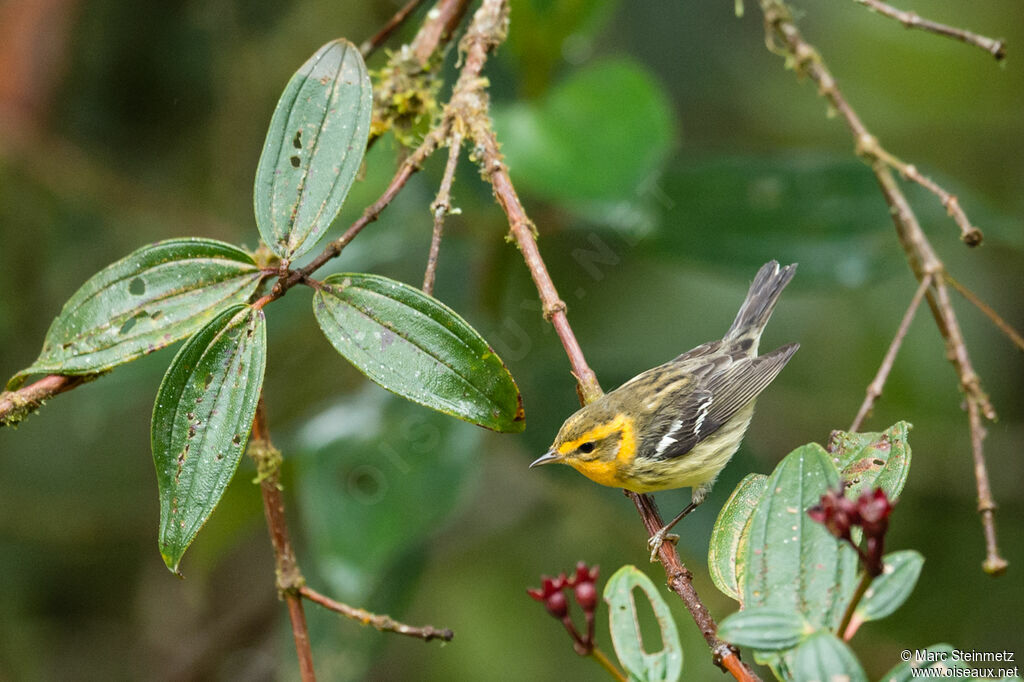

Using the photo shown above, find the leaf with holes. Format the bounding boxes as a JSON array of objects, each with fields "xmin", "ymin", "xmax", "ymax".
[
  {"xmin": 709, "ymin": 473, "xmax": 767, "ymax": 604},
  {"xmin": 151, "ymin": 305, "xmax": 266, "ymax": 574},
  {"xmin": 743, "ymin": 444, "xmax": 859, "ymax": 631},
  {"xmin": 828, "ymin": 421, "xmax": 912, "ymax": 500},
  {"xmin": 604, "ymin": 565, "xmax": 683, "ymax": 682},
  {"xmin": 7, "ymin": 239, "xmax": 264, "ymax": 389},
  {"xmin": 254, "ymin": 39, "xmax": 372, "ymax": 261},
  {"xmin": 313, "ymin": 273, "xmax": 525, "ymax": 432}
]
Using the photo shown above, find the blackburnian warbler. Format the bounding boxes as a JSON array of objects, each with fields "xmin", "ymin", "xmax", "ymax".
[{"xmin": 531, "ymin": 261, "xmax": 798, "ymax": 559}]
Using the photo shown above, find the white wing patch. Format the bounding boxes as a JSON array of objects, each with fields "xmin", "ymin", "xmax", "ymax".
[
  {"xmin": 656, "ymin": 419, "xmax": 684, "ymax": 456},
  {"xmin": 693, "ymin": 396, "xmax": 713, "ymax": 435}
]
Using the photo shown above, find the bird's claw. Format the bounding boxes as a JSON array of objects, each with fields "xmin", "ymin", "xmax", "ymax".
[{"xmin": 647, "ymin": 529, "xmax": 680, "ymax": 562}]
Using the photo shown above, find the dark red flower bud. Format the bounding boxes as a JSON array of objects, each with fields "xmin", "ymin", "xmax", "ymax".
[
  {"xmin": 857, "ymin": 488, "xmax": 892, "ymax": 538},
  {"xmin": 545, "ymin": 589, "xmax": 569, "ymax": 619},
  {"xmin": 574, "ymin": 581, "xmax": 597, "ymax": 611}
]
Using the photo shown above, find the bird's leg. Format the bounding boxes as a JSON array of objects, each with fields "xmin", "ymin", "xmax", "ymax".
[{"xmin": 647, "ymin": 486, "xmax": 710, "ymax": 562}]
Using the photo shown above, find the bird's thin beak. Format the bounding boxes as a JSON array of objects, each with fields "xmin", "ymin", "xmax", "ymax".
[{"xmin": 530, "ymin": 449, "xmax": 560, "ymax": 468}]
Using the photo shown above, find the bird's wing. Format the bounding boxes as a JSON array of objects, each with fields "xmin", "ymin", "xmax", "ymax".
[{"xmin": 649, "ymin": 342, "xmax": 799, "ymax": 460}]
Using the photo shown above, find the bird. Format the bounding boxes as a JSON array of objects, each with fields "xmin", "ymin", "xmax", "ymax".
[{"xmin": 530, "ymin": 261, "xmax": 798, "ymax": 560}]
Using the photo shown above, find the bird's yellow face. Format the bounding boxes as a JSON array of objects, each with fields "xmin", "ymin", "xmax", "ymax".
[{"xmin": 531, "ymin": 406, "xmax": 638, "ymax": 488}]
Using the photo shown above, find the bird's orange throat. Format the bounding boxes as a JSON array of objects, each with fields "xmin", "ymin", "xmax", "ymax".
[{"xmin": 561, "ymin": 414, "xmax": 638, "ymax": 488}]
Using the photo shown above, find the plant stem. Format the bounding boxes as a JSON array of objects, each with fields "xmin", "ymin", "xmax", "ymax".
[
  {"xmin": 423, "ymin": 130, "xmax": 461, "ymax": 295},
  {"xmin": 838, "ymin": 570, "xmax": 873, "ymax": 641},
  {"xmin": 360, "ymin": 0, "xmax": 429, "ymax": 58},
  {"xmin": 250, "ymin": 398, "xmax": 315, "ymax": 682},
  {"xmin": 850, "ymin": 273, "xmax": 931, "ymax": 432},
  {"xmin": 590, "ymin": 646, "xmax": 628, "ymax": 682},
  {"xmin": 851, "ymin": 0, "xmax": 1006, "ymax": 61},
  {"xmin": 0, "ymin": 374, "xmax": 86, "ymax": 426},
  {"xmin": 300, "ymin": 586, "xmax": 453, "ymax": 642}
]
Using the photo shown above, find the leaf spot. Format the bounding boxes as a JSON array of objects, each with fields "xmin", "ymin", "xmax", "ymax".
[
  {"xmin": 232, "ymin": 434, "xmax": 242, "ymax": 446},
  {"xmin": 293, "ymin": 130, "xmax": 302, "ymax": 148},
  {"xmin": 290, "ymin": 155, "xmax": 301, "ymax": 168},
  {"xmin": 129, "ymin": 277, "xmax": 146, "ymax": 295}
]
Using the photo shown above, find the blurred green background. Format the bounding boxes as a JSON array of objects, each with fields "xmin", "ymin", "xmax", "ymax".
[{"xmin": 1, "ymin": 0, "xmax": 1022, "ymax": 679}]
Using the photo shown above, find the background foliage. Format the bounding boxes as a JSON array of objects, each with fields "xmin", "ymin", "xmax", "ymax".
[{"xmin": 0, "ymin": 0, "xmax": 1021, "ymax": 679}]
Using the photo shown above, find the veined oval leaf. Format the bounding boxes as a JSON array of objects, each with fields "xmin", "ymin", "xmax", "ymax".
[
  {"xmin": 152, "ymin": 305, "xmax": 267, "ymax": 574},
  {"xmin": 313, "ymin": 273, "xmax": 525, "ymax": 432},
  {"xmin": 828, "ymin": 421, "xmax": 912, "ymax": 501},
  {"xmin": 254, "ymin": 39, "xmax": 372, "ymax": 262},
  {"xmin": 7, "ymin": 238, "xmax": 264, "ymax": 389},
  {"xmin": 716, "ymin": 606, "xmax": 810, "ymax": 652},
  {"xmin": 792, "ymin": 631, "xmax": 867, "ymax": 682},
  {"xmin": 854, "ymin": 550, "xmax": 924, "ymax": 624},
  {"xmin": 743, "ymin": 444, "xmax": 859, "ymax": 631},
  {"xmin": 709, "ymin": 473, "xmax": 768, "ymax": 604},
  {"xmin": 603, "ymin": 565, "xmax": 683, "ymax": 682}
]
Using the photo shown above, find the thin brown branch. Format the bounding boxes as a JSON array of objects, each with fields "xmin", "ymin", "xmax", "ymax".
[
  {"xmin": 851, "ymin": 0, "xmax": 1006, "ymax": 61},
  {"xmin": 360, "ymin": 0, "xmax": 430, "ymax": 58},
  {"xmin": 450, "ymin": 1, "xmax": 759, "ymax": 678},
  {"xmin": 759, "ymin": 0, "xmax": 1006, "ymax": 571},
  {"xmin": 0, "ymin": 374, "xmax": 86, "ymax": 427},
  {"xmin": 423, "ymin": 130, "xmax": 462, "ymax": 294},
  {"xmin": 250, "ymin": 398, "xmax": 315, "ymax": 682},
  {"xmin": 945, "ymin": 274, "xmax": 1024, "ymax": 353},
  {"xmin": 967, "ymin": 396, "xmax": 1008, "ymax": 575},
  {"xmin": 850, "ymin": 274, "xmax": 931, "ymax": 432},
  {"xmin": 873, "ymin": 148, "xmax": 983, "ymax": 246},
  {"xmin": 410, "ymin": 0, "xmax": 473, "ymax": 65},
  {"xmin": 300, "ymin": 586, "xmax": 454, "ymax": 643}
]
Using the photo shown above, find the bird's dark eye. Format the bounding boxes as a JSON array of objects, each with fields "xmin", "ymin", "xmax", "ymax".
[{"xmin": 578, "ymin": 442, "xmax": 596, "ymax": 454}]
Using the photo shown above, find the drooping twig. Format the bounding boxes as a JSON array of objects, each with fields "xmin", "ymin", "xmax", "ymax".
[
  {"xmin": 945, "ymin": 274, "xmax": 1024, "ymax": 353},
  {"xmin": 360, "ymin": 0, "xmax": 430, "ymax": 58},
  {"xmin": 410, "ymin": 0, "xmax": 473, "ymax": 65},
  {"xmin": 0, "ymin": 374, "xmax": 86, "ymax": 427},
  {"xmin": 249, "ymin": 398, "xmax": 315, "ymax": 682},
  {"xmin": 449, "ymin": 1, "xmax": 759, "ymax": 679},
  {"xmin": 423, "ymin": 130, "xmax": 462, "ymax": 294},
  {"xmin": 300, "ymin": 586, "xmax": 454, "ymax": 643},
  {"xmin": 851, "ymin": 0, "xmax": 1006, "ymax": 61},
  {"xmin": 850, "ymin": 273, "xmax": 931, "ymax": 432},
  {"xmin": 759, "ymin": 0, "xmax": 1007, "ymax": 572}
]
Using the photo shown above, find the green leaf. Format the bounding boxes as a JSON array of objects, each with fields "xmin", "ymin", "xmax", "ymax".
[
  {"xmin": 493, "ymin": 59, "xmax": 675, "ymax": 203},
  {"xmin": 295, "ymin": 387, "xmax": 482, "ymax": 600},
  {"xmin": 792, "ymin": 631, "xmax": 867, "ymax": 682},
  {"xmin": 603, "ymin": 565, "xmax": 683, "ymax": 682},
  {"xmin": 717, "ymin": 606, "xmax": 810, "ymax": 651},
  {"xmin": 854, "ymin": 550, "xmax": 924, "ymax": 624},
  {"xmin": 312, "ymin": 273, "xmax": 525, "ymax": 432},
  {"xmin": 708, "ymin": 473, "xmax": 767, "ymax": 604},
  {"xmin": 8, "ymin": 239, "xmax": 263, "ymax": 389},
  {"xmin": 254, "ymin": 39, "xmax": 372, "ymax": 261},
  {"xmin": 743, "ymin": 444, "xmax": 859, "ymax": 631},
  {"xmin": 151, "ymin": 305, "xmax": 267, "ymax": 574},
  {"xmin": 829, "ymin": 421, "xmax": 913, "ymax": 500}
]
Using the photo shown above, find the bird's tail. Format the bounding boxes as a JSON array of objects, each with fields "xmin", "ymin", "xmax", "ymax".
[{"xmin": 725, "ymin": 261, "xmax": 797, "ymax": 345}]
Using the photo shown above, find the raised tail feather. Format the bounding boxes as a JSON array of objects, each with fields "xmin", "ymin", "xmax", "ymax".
[{"xmin": 725, "ymin": 260, "xmax": 797, "ymax": 342}]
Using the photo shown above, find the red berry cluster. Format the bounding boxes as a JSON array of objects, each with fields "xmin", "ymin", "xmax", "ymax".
[
  {"xmin": 527, "ymin": 562, "xmax": 600, "ymax": 655},
  {"xmin": 808, "ymin": 487, "xmax": 893, "ymax": 576}
]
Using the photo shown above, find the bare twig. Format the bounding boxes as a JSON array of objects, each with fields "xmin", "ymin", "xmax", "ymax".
[
  {"xmin": 851, "ymin": 0, "xmax": 1006, "ymax": 61},
  {"xmin": 250, "ymin": 398, "xmax": 315, "ymax": 682},
  {"xmin": 423, "ymin": 131, "xmax": 462, "ymax": 295},
  {"xmin": 0, "ymin": 374, "xmax": 86, "ymax": 427},
  {"xmin": 360, "ymin": 0, "xmax": 430, "ymax": 58},
  {"xmin": 850, "ymin": 274, "xmax": 931, "ymax": 432},
  {"xmin": 759, "ymin": 0, "xmax": 1006, "ymax": 571},
  {"xmin": 945, "ymin": 274, "xmax": 1024, "ymax": 353},
  {"xmin": 410, "ymin": 0, "xmax": 473, "ymax": 65},
  {"xmin": 448, "ymin": 1, "xmax": 759, "ymax": 678},
  {"xmin": 872, "ymin": 148, "xmax": 983, "ymax": 246},
  {"xmin": 300, "ymin": 586, "xmax": 453, "ymax": 642}
]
